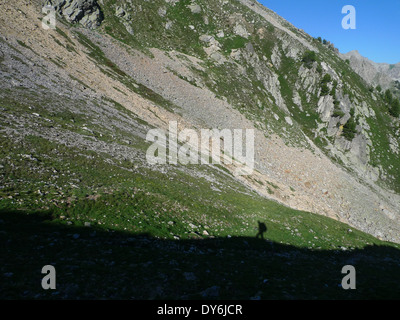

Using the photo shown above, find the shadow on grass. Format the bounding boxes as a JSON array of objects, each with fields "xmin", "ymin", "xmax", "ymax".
[{"xmin": 1, "ymin": 208, "xmax": 400, "ymax": 300}]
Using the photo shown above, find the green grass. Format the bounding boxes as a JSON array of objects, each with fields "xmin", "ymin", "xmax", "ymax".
[
  {"xmin": 99, "ymin": 0, "xmax": 209, "ymax": 57},
  {"xmin": 2, "ymin": 0, "xmax": 400, "ymax": 300},
  {"xmin": 3, "ymin": 207, "xmax": 400, "ymax": 300},
  {"xmin": 221, "ymin": 35, "xmax": 248, "ymax": 54},
  {"xmin": 2, "ymin": 165, "xmax": 400, "ymax": 300},
  {"xmin": 55, "ymin": 27, "xmax": 76, "ymax": 46},
  {"xmin": 2, "ymin": 124, "xmax": 400, "ymax": 299},
  {"xmin": 16, "ymin": 39, "xmax": 38, "ymax": 55}
]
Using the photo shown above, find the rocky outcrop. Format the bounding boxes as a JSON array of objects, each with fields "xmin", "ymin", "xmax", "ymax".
[{"xmin": 44, "ymin": 0, "xmax": 103, "ymax": 29}]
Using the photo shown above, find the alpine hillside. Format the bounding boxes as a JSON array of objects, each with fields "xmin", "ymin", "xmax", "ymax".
[{"xmin": 1, "ymin": 0, "xmax": 400, "ymax": 300}]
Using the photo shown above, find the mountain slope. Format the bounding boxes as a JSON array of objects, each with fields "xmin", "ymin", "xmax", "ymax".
[
  {"xmin": 1, "ymin": 0, "xmax": 400, "ymax": 299},
  {"xmin": 1, "ymin": 0, "xmax": 400, "ymax": 240},
  {"xmin": 93, "ymin": 0, "xmax": 400, "ymax": 241}
]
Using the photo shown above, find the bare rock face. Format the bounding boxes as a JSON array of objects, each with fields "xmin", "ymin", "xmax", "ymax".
[{"xmin": 44, "ymin": 0, "xmax": 104, "ymax": 29}]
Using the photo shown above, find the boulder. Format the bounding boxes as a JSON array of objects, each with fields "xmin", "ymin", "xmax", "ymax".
[
  {"xmin": 188, "ymin": 4, "xmax": 201, "ymax": 14},
  {"xmin": 115, "ymin": 6, "xmax": 126, "ymax": 18}
]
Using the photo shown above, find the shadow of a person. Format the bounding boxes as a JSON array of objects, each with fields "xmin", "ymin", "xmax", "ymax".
[{"xmin": 256, "ymin": 221, "xmax": 267, "ymax": 239}]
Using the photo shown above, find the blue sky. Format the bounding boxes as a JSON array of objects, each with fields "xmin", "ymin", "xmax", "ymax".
[{"xmin": 260, "ymin": 0, "xmax": 400, "ymax": 64}]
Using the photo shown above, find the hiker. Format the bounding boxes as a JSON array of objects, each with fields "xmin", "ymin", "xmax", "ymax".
[{"xmin": 256, "ymin": 221, "xmax": 267, "ymax": 239}]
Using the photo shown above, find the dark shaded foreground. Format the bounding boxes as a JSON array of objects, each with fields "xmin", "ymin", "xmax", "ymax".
[{"xmin": 1, "ymin": 209, "xmax": 400, "ymax": 300}]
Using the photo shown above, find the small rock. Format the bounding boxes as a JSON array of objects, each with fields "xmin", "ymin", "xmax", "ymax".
[
  {"xmin": 188, "ymin": 223, "xmax": 197, "ymax": 229},
  {"xmin": 64, "ymin": 283, "xmax": 79, "ymax": 296},
  {"xmin": 165, "ymin": 21, "xmax": 173, "ymax": 30},
  {"xmin": 158, "ymin": 7, "xmax": 167, "ymax": 17},
  {"xmin": 201, "ymin": 286, "xmax": 220, "ymax": 298},
  {"xmin": 124, "ymin": 23, "xmax": 134, "ymax": 35},
  {"xmin": 216, "ymin": 30, "xmax": 225, "ymax": 38},
  {"xmin": 183, "ymin": 272, "xmax": 197, "ymax": 281},
  {"xmin": 199, "ymin": 34, "xmax": 214, "ymax": 43},
  {"xmin": 115, "ymin": 6, "xmax": 126, "ymax": 18},
  {"xmin": 84, "ymin": 222, "xmax": 91, "ymax": 227},
  {"xmin": 233, "ymin": 23, "xmax": 250, "ymax": 38},
  {"xmin": 285, "ymin": 117, "xmax": 293, "ymax": 126}
]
